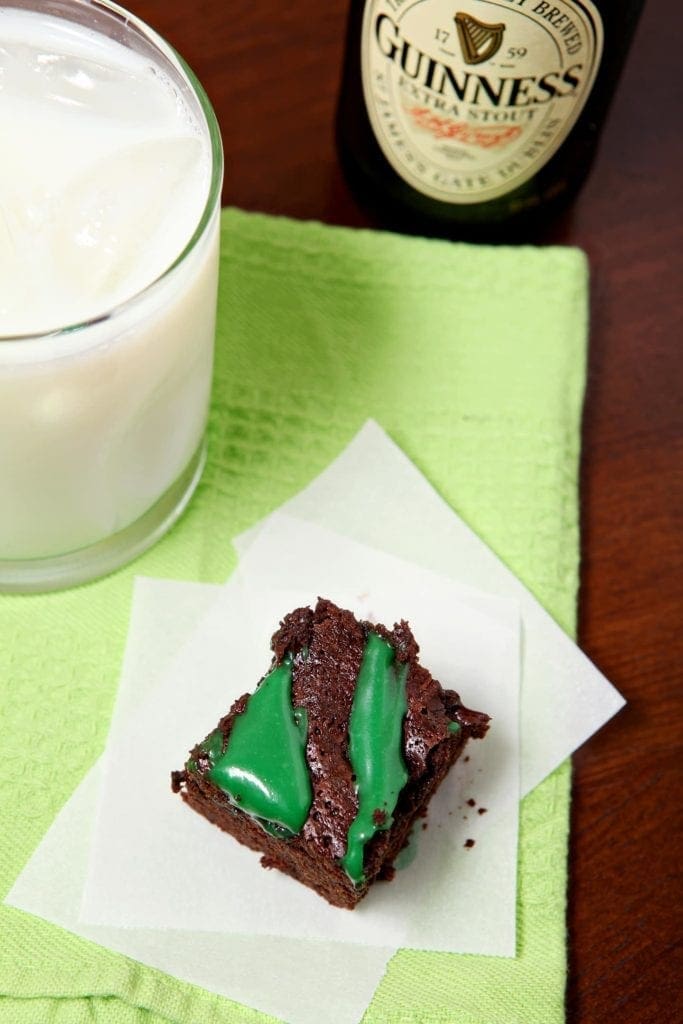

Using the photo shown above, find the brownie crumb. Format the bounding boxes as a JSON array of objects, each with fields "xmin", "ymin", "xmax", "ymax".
[
  {"xmin": 170, "ymin": 770, "xmax": 185, "ymax": 793},
  {"xmin": 422, "ymin": 822, "xmax": 428, "ymax": 831},
  {"xmin": 478, "ymin": 807, "xmax": 488, "ymax": 815},
  {"xmin": 464, "ymin": 838, "xmax": 475, "ymax": 849},
  {"xmin": 466, "ymin": 798, "xmax": 476, "ymax": 807}
]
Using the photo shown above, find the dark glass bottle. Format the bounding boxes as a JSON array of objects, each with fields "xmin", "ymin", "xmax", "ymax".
[{"xmin": 336, "ymin": 0, "xmax": 644, "ymax": 240}]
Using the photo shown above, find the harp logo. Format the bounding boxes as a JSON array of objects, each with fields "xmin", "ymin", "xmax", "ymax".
[{"xmin": 455, "ymin": 12, "xmax": 505, "ymax": 65}]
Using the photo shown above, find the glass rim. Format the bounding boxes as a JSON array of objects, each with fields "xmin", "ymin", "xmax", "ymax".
[{"xmin": 0, "ymin": 0, "xmax": 224, "ymax": 344}]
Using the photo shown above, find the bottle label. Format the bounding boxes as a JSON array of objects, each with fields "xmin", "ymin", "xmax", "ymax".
[{"xmin": 361, "ymin": 0, "xmax": 603, "ymax": 204}]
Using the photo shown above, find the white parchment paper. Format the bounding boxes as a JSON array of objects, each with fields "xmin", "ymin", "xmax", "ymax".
[
  {"xmin": 79, "ymin": 527, "xmax": 520, "ymax": 953},
  {"xmin": 7, "ymin": 420, "xmax": 626, "ymax": 1024},
  {"xmin": 237, "ymin": 420, "xmax": 625, "ymax": 796}
]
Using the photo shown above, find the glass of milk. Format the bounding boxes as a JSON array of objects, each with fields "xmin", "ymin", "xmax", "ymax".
[{"xmin": 0, "ymin": 0, "xmax": 223, "ymax": 591}]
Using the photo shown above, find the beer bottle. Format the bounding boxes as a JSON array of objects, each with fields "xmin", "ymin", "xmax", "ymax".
[{"xmin": 335, "ymin": 0, "xmax": 644, "ymax": 240}]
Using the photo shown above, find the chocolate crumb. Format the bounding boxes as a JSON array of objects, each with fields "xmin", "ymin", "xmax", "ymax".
[
  {"xmin": 373, "ymin": 808, "xmax": 387, "ymax": 826},
  {"xmin": 464, "ymin": 838, "xmax": 475, "ymax": 849},
  {"xmin": 422, "ymin": 822, "xmax": 428, "ymax": 831},
  {"xmin": 464, "ymin": 756, "xmax": 470, "ymax": 763},
  {"xmin": 466, "ymin": 798, "xmax": 476, "ymax": 807},
  {"xmin": 478, "ymin": 807, "xmax": 488, "ymax": 815},
  {"xmin": 170, "ymin": 770, "xmax": 185, "ymax": 793}
]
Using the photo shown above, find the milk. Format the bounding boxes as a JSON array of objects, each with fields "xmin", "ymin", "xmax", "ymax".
[{"xmin": 0, "ymin": 5, "xmax": 221, "ymax": 578}]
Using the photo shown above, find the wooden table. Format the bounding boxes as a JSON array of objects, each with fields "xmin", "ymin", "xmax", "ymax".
[{"xmin": 135, "ymin": 2, "xmax": 682, "ymax": 1020}]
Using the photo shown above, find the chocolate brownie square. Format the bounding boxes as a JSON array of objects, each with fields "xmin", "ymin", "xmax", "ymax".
[{"xmin": 172, "ymin": 598, "xmax": 489, "ymax": 908}]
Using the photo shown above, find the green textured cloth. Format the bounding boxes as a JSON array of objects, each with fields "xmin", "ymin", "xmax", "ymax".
[{"xmin": 0, "ymin": 208, "xmax": 587, "ymax": 1024}]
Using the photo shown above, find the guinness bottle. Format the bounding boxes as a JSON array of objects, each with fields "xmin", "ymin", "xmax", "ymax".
[{"xmin": 336, "ymin": 0, "xmax": 644, "ymax": 239}]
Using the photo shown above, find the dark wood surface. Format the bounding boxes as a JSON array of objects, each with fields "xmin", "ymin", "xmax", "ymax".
[{"xmin": 135, "ymin": 2, "xmax": 681, "ymax": 1020}]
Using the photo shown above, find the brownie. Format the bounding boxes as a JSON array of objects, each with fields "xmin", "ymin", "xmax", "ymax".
[{"xmin": 172, "ymin": 597, "xmax": 490, "ymax": 908}]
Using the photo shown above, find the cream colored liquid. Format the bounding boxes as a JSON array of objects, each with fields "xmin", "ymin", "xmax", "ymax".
[{"xmin": 0, "ymin": 8, "xmax": 220, "ymax": 561}]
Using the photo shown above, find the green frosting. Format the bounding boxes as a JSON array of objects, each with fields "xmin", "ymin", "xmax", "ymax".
[
  {"xmin": 340, "ymin": 631, "xmax": 409, "ymax": 885},
  {"xmin": 188, "ymin": 631, "xmax": 411, "ymax": 875},
  {"xmin": 203, "ymin": 655, "xmax": 312, "ymax": 836}
]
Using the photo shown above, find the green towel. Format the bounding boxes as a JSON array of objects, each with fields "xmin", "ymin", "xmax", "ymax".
[{"xmin": 0, "ymin": 208, "xmax": 587, "ymax": 1024}]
